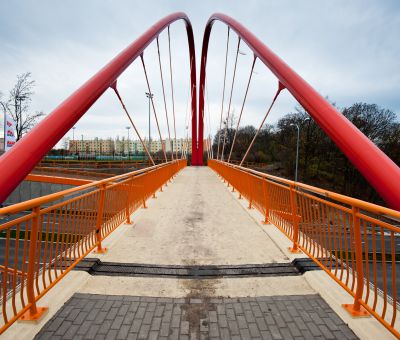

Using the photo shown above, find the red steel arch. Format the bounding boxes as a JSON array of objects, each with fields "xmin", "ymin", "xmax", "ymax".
[
  {"xmin": 0, "ymin": 12, "xmax": 197, "ymax": 204},
  {"xmin": 198, "ymin": 13, "xmax": 400, "ymax": 210}
]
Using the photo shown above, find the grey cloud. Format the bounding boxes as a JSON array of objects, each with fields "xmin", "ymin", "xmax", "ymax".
[{"xmin": 0, "ymin": 0, "xmax": 399, "ymax": 146}]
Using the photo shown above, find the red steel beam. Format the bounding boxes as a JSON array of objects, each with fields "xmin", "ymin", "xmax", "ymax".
[
  {"xmin": 0, "ymin": 12, "xmax": 197, "ymax": 204},
  {"xmin": 198, "ymin": 13, "xmax": 400, "ymax": 210}
]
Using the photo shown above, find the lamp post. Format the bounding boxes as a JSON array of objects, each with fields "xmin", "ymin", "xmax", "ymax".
[
  {"xmin": 72, "ymin": 126, "xmax": 76, "ymax": 155},
  {"xmin": 291, "ymin": 124, "xmax": 300, "ymax": 182},
  {"xmin": 290, "ymin": 118, "xmax": 310, "ymax": 182},
  {"xmin": 145, "ymin": 92, "xmax": 154, "ymax": 154},
  {"xmin": 221, "ymin": 119, "xmax": 227, "ymax": 161},
  {"xmin": 126, "ymin": 126, "xmax": 131, "ymax": 159},
  {"xmin": 15, "ymin": 94, "xmax": 27, "ymax": 140},
  {"xmin": 81, "ymin": 134, "xmax": 84, "ymax": 159}
]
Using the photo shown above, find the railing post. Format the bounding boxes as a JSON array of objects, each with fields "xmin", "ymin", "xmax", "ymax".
[
  {"xmin": 125, "ymin": 180, "xmax": 133, "ymax": 225},
  {"xmin": 93, "ymin": 184, "xmax": 107, "ymax": 254},
  {"xmin": 247, "ymin": 175, "xmax": 253, "ymax": 209},
  {"xmin": 262, "ymin": 180, "xmax": 270, "ymax": 224},
  {"xmin": 288, "ymin": 184, "xmax": 301, "ymax": 253},
  {"xmin": 19, "ymin": 206, "xmax": 48, "ymax": 321},
  {"xmin": 342, "ymin": 206, "xmax": 370, "ymax": 317}
]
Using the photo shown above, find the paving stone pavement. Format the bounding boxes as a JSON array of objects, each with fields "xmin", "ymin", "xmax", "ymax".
[{"xmin": 35, "ymin": 293, "xmax": 358, "ymax": 340}]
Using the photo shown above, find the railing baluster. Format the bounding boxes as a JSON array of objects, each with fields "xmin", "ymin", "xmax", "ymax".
[
  {"xmin": 93, "ymin": 184, "xmax": 107, "ymax": 254},
  {"xmin": 19, "ymin": 206, "xmax": 48, "ymax": 321},
  {"xmin": 341, "ymin": 207, "xmax": 369, "ymax": 316},
  {"xmin": 125, "ymin": 179, "xmax": 133, "ymax": 225},
  {"xmin": 288, "ymin": 184, "xmax": 301, "ymax": 253}
]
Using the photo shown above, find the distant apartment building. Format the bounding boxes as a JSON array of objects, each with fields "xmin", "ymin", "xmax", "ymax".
[
  {"xmin": 68, "ymin": 137, "xmax": 202, "ymax": 155},
  {"xmin": 114, "ymin": 138, "xmax": 193, "ymax": 154},
  {"xmin": 69, "ymin": 138, "xmax": 114, "ymax": 155}
]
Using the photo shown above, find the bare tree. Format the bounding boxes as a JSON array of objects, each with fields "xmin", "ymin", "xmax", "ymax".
[{"xmin": 0, "ymin": 72, "xmax": 44, "ymax": 141}]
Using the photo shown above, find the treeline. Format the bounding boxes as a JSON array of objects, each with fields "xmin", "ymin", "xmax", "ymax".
[{"xmin": 212, "ymin": 103, "xmax": 400, "ymax": 205}]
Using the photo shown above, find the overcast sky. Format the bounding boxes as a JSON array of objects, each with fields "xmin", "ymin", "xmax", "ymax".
[{"xmin": 1, "ymin": 0, "xmax": 399, "ymax": 146}]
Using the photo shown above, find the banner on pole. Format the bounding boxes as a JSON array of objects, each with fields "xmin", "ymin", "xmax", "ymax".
[{"xmin": 4, "ymin": 114, "xmax": 16, "ymax": 151}]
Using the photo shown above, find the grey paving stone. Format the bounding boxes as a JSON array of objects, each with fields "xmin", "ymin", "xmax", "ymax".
[
  {"xmin": 147, "ymin": 330, "xmax": 159, "ymax": 340},
  {"xmin": 53, "ymin": 320, "xmax": 72, "ymax": 336},
  {"xmin": 62, "ymin": 324, "xmax": 79, "ymax": 339},
  {"xmin": 220, "ymin": 327, "xmax": 230, "ymax": 340},
  {"xmin": 84, "ymin": 324, "xmax": 100, "ymax": 339},
  {"xmin": 248, "ymin": 322, "xmax": 261, "ymax": 337},
  {"xmin": 106, "ymin": 329, "xmax": 119, "ymax": 339},
  {"xmin": 142, "ymin": 310, "xmax": 154, "ymax": 325},
  {"xmin": 111, "ymin": 315, "xmax": 124, "ymax": 329},
  {"xmin": 94, "ymin": 310, "xmax": 108, "ymax": 325},
  {"xmin": 171, "ymin": 314, "xmax": 181, "ymax": 328},
  {"xmin": 218, "ymin": 313, "xmax": 228, "ymax": 328},
  {"xmin": 239, "ymin": 327, "xmax": 251, "ymax": 339},
  {"xmin": 209, "ymin": 322, "xmax": 220, "ymax": 337},
  {"xmin": 180, "ymin": 320, "xmax": 189, "ymax": 335},
  {"xmin": 129, "ymin": 319, "xmax": 142, "ymax": 334},
  {"xmin": 86, "ymin": 307, "xmax": 100, "ymax": 321},
  {"xmin": 159, "ymin": 322, "xmax": 170, "ymax": 337},
  {"xmin": 154, "ymin": 305, "xmax": 165, "ymax": 317},
  {"xmin": 117, "ymin": 325, "xmax": 130, "ymax": 339},
  {"xmin": 228, "ymin": 320, "xmax": 240, "ymax": 335},
  {"xmin": 128, "ymin": 301, "xmax": 139, "ymax": 312},
  {"xmin": 76, "ymin": 320, "xmax": 92, "ymax": 335},
  {"xmin": 65, "ymin": 307, "xmax": 80, "ymax": 322},
  {"xmin": 137, "ymin": 324, "xmax": 150, "ymax": 339},
  {"xmin": 117, "ymin": 304, "xmax": 129, "ymax": 316},
  {"xmin": 34, "ymin": 293, "xmax": 358, "ymax": 340},
  {"xmin": 256, "ymin": 317, "xmax": 268, "ymax": 331},
  {"xmin": 98, "ymin": 319, "xmax": 112, "ymax": 334}
]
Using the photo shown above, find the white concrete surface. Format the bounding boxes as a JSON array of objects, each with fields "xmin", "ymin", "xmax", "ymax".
[
  {"xmin": 79, "ymin": 275, "xmax": 315, "ymax": 298},
  {"xmin": 95, "ymin": 167, "xmax": 289, "ymax": 265}
]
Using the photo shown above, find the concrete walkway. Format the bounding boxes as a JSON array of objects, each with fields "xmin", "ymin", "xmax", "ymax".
[
  {"xmin": 5, "ymin": 167, "xmax": 395, "ymax": 339},
  {"xmin": 97, "ymin": 167, "xmax": 289, "ymax": 265}
]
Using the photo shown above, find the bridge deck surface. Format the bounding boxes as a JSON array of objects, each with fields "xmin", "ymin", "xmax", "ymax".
[
  {"xmin": 6, "ymin": 167, "xmax": 394, "ymax": 339},
  {"xmin": 99, "ymin": 166, "xmax": 288, "ymax": 265}
]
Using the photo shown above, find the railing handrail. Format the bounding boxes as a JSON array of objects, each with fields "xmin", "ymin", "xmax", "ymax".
[
  {"xmin": 0, "ymin": 160, "xmax": 178, "ymax": 215},
  {"xmin": 198, "ymin": 13, "xmax": 400, "ymax": 210},
  {"xmin": 0, "ymin": 12, "xmax": 197, "ymax": 204},
  {"xmin": 214, "ymin": 160, "xmax": 400, "ymax": 220}
]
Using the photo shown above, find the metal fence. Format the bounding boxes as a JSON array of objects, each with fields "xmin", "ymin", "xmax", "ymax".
[
  {"xmin": 209, "ymin": 159, "xmax": 400, "ymax": 338},
  {"xmin": 0, "ymin": 160, "xmax": 186, "ymax": 333}
]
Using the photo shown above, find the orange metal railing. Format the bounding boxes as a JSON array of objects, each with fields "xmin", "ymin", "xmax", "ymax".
[
  {"xmin": 209, "ymin": 159, "xmax": 400, "ymax": 337},
  {"xmin": 0, "ymin": 159, "xmax": 186, "ymax": 333}
]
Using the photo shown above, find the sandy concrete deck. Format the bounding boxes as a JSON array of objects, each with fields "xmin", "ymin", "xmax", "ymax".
[{"xmin": 95, "ymin": 167, "xmax": 289, "ymax": 265}]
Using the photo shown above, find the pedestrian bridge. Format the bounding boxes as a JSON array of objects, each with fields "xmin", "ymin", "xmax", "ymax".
[
  {"xmin": 1, "ymin": 163, "xmax": 399, "ymax": 339},
  {"xmin": 0, "ymin": 11, "xmax": 400, "ymax": 339}
]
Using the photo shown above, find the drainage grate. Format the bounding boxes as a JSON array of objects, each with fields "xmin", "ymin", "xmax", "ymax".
[{"xmin": 73, "ymin": 258, "xmax": 320, "ymax": 278}]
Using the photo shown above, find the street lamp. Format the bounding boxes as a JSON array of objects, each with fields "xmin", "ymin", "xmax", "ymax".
[
  {"xmin": 81, "ymin": 134, "xmax": 84, "ymax": 159},
  {"xmin": 126, "ymin": 126, "xmax": 131, "ymax": 159},
  {"xmin": 15, "ymin": 95, "xmax": 27, "ymax": 139},
  {"xmin": 72, "ymin": 126, "xmax": 76, "ymax": 155},
  {"xmin": 290, "ymin": 118, "xmax": 310, "ymax": 182},
  {"xmin": 16, "ymin": 95, "xmax": 27, "ymax": 110},
  {"xmin": 145, "ymin": 92, "xmax": 154, "ymax": 153}
]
